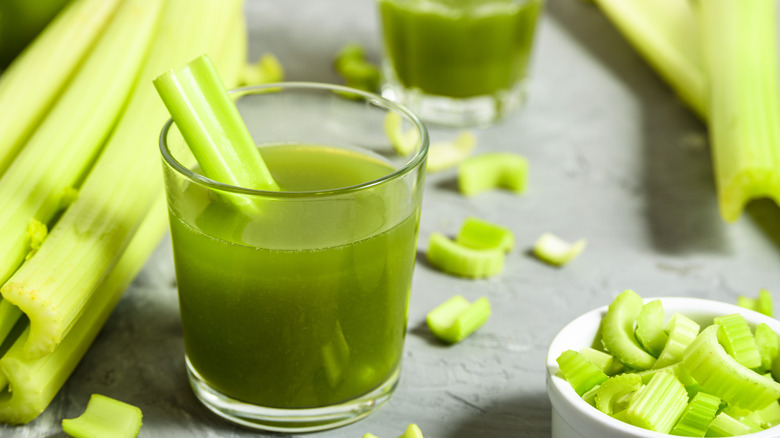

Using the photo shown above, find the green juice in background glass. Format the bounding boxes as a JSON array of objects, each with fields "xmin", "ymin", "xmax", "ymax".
[{"xmin": 378, "ymin": 0, "xmax": 543, "ymax": 126}]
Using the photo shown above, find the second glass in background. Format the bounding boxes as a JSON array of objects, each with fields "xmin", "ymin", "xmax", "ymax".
[{"xmin": 377, "ymin": 0, "xmax": 543, "ymax": 127}]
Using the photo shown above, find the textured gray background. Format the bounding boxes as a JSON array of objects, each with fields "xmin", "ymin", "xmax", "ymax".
[{"xmin": 6, "ymin": 0, "xmax": 780, "ymax": 436}]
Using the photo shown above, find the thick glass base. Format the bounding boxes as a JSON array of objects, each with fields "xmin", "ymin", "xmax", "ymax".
[
  {"xmin": 381, "ymin": 76, "xmax": 527, "ymax": 128},
  {"xmin": 186, "ymin": 357, "xmax": 401, "ymax": 433}
]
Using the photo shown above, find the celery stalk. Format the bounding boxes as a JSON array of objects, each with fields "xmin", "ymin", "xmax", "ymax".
[
  {"xmin": 700, "ymin": 0, "xmax": 780, "ymax": 222},
  {"xmin": 153, "ymin": 54, "xmax": 280, "ymax": 194},
  {"xmin": 0, "ymin": 197, "xmax": 167, "ymax": 424},
  {"xmin": 625, "ymin": 370, "xmax": 688, "ymax": 433},
  {"xmin": 1, "ymin": 0, "xmax": 246, "ymax": 359},
  {"xmin": 600, "ymin": 290, "xmax": 656, "ymax": 370},
  {"xmin": 591, "ymin": 0, "xmax": 706, "ymax": 119},
  {"xmin": 0, "ymin": 0, "xmax": 164, "ymax": 353},
  {"xmin": 62, "ymin": 394, "xmax": 142, "ymax": 438},
  {"xmin": 0, "ymin": 0, "xmax": 123, "ymax": 176}
]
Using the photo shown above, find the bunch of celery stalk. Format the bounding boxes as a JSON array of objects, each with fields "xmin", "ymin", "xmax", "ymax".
[
  {"xmin": 0, "ymin": 0, "xmax": 246, "ymax": 424},
  {"xmin": 592, "ymin": 0, "xmax": 780, "ymax": 223}
]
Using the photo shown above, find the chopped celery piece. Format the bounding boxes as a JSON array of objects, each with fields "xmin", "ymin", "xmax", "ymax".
[
  {"xmin": 455, "ymin": 217, "xmax": 514, "ymax": 252},
  {"xmin": 532, "ymin": 233, "xmax": 586, "ymax": 267},
  {"xmin": 755, "ymin": 401, "xmax": 780, "ymax": 429},
  {"xmin": 682, "ymin": 325, "xmax": 780, "ymax": 411},
  {"xmin": 384, "ymin": 112, "xmax": 420, "ymax": 157},
  {"xmin": 334, "ymin": 43, "xmax": 380, "ymax": 93},
  {"xmin": 754, "ymin": 323, "xmax": 778, "ymax": 373},
  {"xmin": 153, "ymin": 54, "xmax": 280, "ymax": 194},
  {"xmin": 426, "ymin": 131, "xmax": 476, "ymax": 173},
  {"xmin": 579, "ymin": 347, "xmax": 624, "ymax": 376},
  {"xmin": 582, "ymin": 385, "xmax": 600, "ymax": 406},
  {"xmin": 670, "ymin": 392, "xmax": 720, "ymax": 437},
  {"xmin": 3, "ymin": 0, "xmax": 243, "ymax": 360},
  {"xmin": 600, "ymin": 290, "xmax": 656, "ymax": 370},
  {"xmin": 594, "ymin": 373, "xmax": 642, "ymax": 415},
  {"xmin": 457, "ymin": 152, "xmax": 528, "ymax": 196},
  {"xmin": 714, "ymin": 313, "xmax": 761, "ymax": 369},
  {"xmin": 363, "ymin": 424, "xmax": 423, "ymax": 438},
  {"xmin": 592, "ymin": 0, "xmax": 706, "ymax": 119},
  {"xmin": 426, "ymin": 295, "xmax": 490, "ymax": 344},
  {"xmin": 706, "ymin": 412, "xmax": 755, "ymax": 437},
  {"xmin": 240, "ymin": 53, "xmax": 284, "ymax": 86},
  {"xmin": 625, "ymin": 370, "xmax": 688, "ymax": 434},
  {"xmin": 737, "ymin": 289, "xmax": 774, "ymax": 318},
  {"xmin": 700, "ymin": 0, "xmax": 780, "ymax": 222},
  {"xmin": 652, "ymin": 313, "xmax": 700, "ymax": 369},
  {"xmin": 0, "ymin": 0, "xmax": 123, "ymax": 176},
  {"xmin": 426, "ymin": 232, "xmax": 504, "ymax": 279},
  {"xmin": 62, "ymin": 394, "xmax": 142, "ymax": 438},
  {"xmin": 635, "ymin": 299, "xmax": 668, "ymax": 358},
  {"xmin": 720, "ymin": 405, "xmax": 763, "ymax": 433},
  {"xmin": 24, "ymin": 220, "xmax": 47, "ymax": 261},
  {"xmin": 556, "ymin": 350, "xmax": 609, "ymax": 396}
]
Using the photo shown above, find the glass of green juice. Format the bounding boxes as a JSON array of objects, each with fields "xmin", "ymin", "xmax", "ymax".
[
  {"xmin": 377, "ymin": 0, "xmax": 544, "ymax": 127},
  {"xmin": 159, "ymin": 83, "xmax": 428, "ymax": 432}
]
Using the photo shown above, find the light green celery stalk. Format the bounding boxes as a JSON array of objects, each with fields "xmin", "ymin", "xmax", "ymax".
[
  {"xmin": 0, "ymin": 198, "xmax": 167, "ymax": 425},
  {"xmin": 1, "ymin": 0, "xmax": 246, "ymax": 360},
  {"xmin": 0, "ymin": 0, "xmax": 163, "ymax": 308},
  {"xmin": 591, "ymin": 0, "xmax": 706, "ymax": 119},
  {"xmin": 0, "ymin": 0, "xmax": 123, "ymax": 176},
  {"xmin": 699, "ymin": 0, "xmax": 780, "ymax": 222}
]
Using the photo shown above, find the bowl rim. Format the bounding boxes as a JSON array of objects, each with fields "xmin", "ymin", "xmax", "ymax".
[{"xmin": 546, "ymin": 296, "xmax": 780, "ymax": 438}]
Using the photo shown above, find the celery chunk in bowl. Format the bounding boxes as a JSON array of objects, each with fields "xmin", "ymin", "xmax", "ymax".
[{"xmin": 546, "ymin": 297, "xmax": 780, "ymax": 438}]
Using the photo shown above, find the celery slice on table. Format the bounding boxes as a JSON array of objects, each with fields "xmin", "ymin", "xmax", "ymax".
[
  {"xmin": 1, "ymin": 0, "xmax": 244, "ymax": 360},
  {"xmin": 532, "ymin": 233, "xmax": 586, "ymax": 267},
  {"xmin": 591, "ymin": 0, "xmax": 706, "ymax": 119},
  {"xmin": 62, "ymin": 394, "xmax": 142, "ymax": 438},
  {"xmin": 334, "ymin": 43, "xmax": 380, "ymax": 93},
  {"xmin": 635, "ymin": 299, "xmax": 668, "ymax": 358},
  {"xmin": 240, "ymin": 53, "xmax": 284, "ymax": 86},
  {"xmin": 579, "ymin": 347, "xmax": 624, "ymax": 376},
  {"xmin": 384, "ymin": 112, "xmax": 420, "ymax": 157},
  {"xmin": 455, "ymin": 217, "xmax": 514, "ymax": 252},
  {"xmin": 457, "ymin": 152, "xmax": 528, "ymax": 197},
  {"xmin": 669, "ymin": 391, "xmax": 720, "ymax": 437},
  {"xmin": 556, "ymin": 350, "xmax": 609, "ymax": 396},
  {"xmin": 154, "ymin": 53, "xmax": 280, "ymax": 192},
  {"xmin": 0, "ymin": 0, "xmax": 123, "ymax": 176},
  {"xmin": 426, "ymin": 233, "xmax": 504, "ymax": 279},
  {"xmin": 706, "ymin": 412, "xmax": 757, "ymax": 437},
  {"xmin": 652, "ymin": 313, "xmax": 699, "ymax": 369},
  {"xmin": 714, "ymin": 313, "xmax": 761, "ymax": 370},
  {"xmin": 594, "ymin": 373, "xmax": 642, "ymax": 415},
  {"xmin": 625, "ymin": 370, "xmax": 688, "ymax": 434},
  {"xmin": 364, "ymin": 424, "xmax": 424, "ymax": 438},
  {"xmin": 737, "ymin": 289, "xmax": 774, "ymax": 318},
  {"xmin": 754, "ymin": 323, "xmax": 779, "ymax": 374},
  {"xmin": 682, "ymin": 325, "xmax": 780, "ymax": 411},
  {"xmin": 700, "ymin": 0, "xmax": 780, "ymax": 222},
  {"xmin": 600, "ymin": 290, "xmax": 656, "ymax": 370},
  {"xmin": 0, "ymin": 197, "xmax": 167, "ymax": 424},
  {"xmin": 426, "ymin": 295, "xmax": 490, "ymax": 344},
  {"xmin": 426, "ymin": 131, "xmax": 477, "ymax": 173}
]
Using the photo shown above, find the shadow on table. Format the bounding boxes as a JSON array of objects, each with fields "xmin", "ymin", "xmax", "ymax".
[
  {"xmin": 443, "ymin": 393, "xmax": 551, "ymax": 438},
  {"xmin": 545, "ymin": 0, "xmax": 730, "ymax": 257}
]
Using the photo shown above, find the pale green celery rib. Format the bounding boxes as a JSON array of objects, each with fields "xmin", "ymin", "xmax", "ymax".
[
  {"xmin": 600, "ymin": 290, "xmax": 656, "ymax": 370},
  {"xmin": 701, "ymin": 0, "xmax": 780, "ymax": 222},
  {"xmin": 62, "ymin": 394, "xmax": 142, "ymax": 438},
  {"xmin": 592, "ymin": 0, "xmax": 706, "ymax": 119},
  {"xmin": 0, "ymin": 197, "xmax": 167, "ymax": 425},
  {"xmin": 1, "ymin": 0, "xmax": 244, "ymax": 360},
  {"xmin": 0, "ymin": 0, "xmax": 123, "ymax": 176},
  {"xmin": 625, "ymin": 370, "xmax": 688, "ymax": 434}
]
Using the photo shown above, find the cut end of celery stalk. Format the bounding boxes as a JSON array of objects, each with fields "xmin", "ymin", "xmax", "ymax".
[
  {"xmin": 600, "ymin": 290, "xmax": 657, "ymax": 370},
  {"xmin": 532, "ymin": 233, "xmax": 586, "ymax": 267},
  {"xmin": 62, "ymin": 394, "xmax": 142, "ymax": 438}
]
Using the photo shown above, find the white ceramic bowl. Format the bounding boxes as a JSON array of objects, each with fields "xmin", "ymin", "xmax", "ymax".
[{"xmin": 546, "ymin": 297, "xmax": 780, "ymax": 438}]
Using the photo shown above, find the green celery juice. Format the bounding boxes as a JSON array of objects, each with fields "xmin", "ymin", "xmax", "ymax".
[
  {"xmin": 169, "ymin": 144, "xmax": 419, "ymax": 408},
  {"xmin": 379, "ymin": 0, "xmax": 542, "ymax": 98}
]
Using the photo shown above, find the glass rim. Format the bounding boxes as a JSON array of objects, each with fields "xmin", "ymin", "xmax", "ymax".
[{"xmin": 159, "ymin": 81, "xmax": 429, "ymax": 198}]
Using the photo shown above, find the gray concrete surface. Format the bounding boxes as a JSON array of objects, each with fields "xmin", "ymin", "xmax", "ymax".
[{"xmin": 5, "ymin": 0, "xmax": 780, "ymax": 436}]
